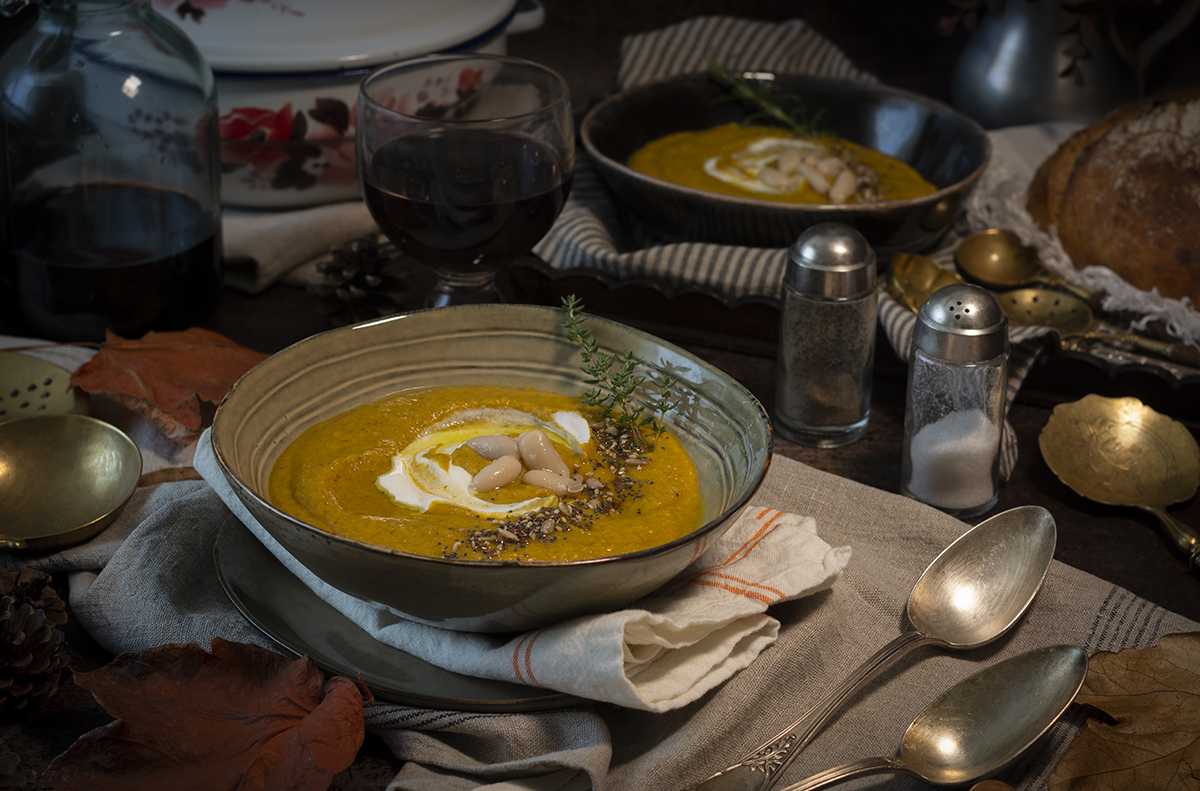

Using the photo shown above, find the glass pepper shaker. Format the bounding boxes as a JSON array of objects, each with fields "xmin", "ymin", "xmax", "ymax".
[
  {"xmin": 901, "ymin": 283, "xmax": 1009, "ymax": 517},
  {"xmin": 0, "ymin": 0, "xmax": 223, "ymax": 342},
  {"xmin": 774, "ymin": 222, "xmax": 877, "ymax": 447}
]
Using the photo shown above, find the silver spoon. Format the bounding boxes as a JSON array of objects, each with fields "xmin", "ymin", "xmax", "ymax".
[
  {"xmin": 687, "ymin": 505, "xmax": 1057, "ymax": 791},
  {"xmin": 777, "ymin": 644, "xmax": 1087, "ymax": 791}
]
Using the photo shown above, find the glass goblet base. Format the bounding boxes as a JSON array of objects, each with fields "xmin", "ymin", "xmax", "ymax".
[{"xmin": 423, "ymin": 264, "xmax": 514, "ymax": 309}]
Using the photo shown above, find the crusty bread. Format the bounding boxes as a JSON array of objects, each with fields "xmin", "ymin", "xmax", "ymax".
[{"xmin": 1026, "ymin": 87, "xmax": 1200, "ymax": 305}]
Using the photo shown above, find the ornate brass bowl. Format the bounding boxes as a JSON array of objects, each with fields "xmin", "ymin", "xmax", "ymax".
[{"xmin": 1039, "ymin": 394, "xmax": 1199, "ymax": 568}]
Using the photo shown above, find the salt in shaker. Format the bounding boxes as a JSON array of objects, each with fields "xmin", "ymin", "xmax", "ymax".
[
  {"xmin": 901, "ymin": 283, "xmax": 1009, "ymax": 517},
  {"xmin": 774, "ymin": 223, "xmax": 877, "ymax": 447}
]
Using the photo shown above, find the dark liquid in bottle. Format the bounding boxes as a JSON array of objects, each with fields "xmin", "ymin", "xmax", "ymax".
[
  {"xmin": 2, "ymin": 182, "xmax": 222, "ymax": 341},
  {"xmin": 362, "ymin": 131, "xmax": 571, "ymax": 273}
]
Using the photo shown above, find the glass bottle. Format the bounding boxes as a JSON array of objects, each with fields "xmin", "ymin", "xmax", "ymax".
[
  {"xmin": 901, "ymin": 283, "xmax": 1009, "ymax": 517},
  {"xmin": 0, "ymin": 0, "xmax": 222, "ymax": 342},
  {"xmin": 774, "ymin": 222, "xmax": 877, "ymax": 447}
]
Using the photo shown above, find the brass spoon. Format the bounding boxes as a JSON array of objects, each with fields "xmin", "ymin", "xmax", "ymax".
[
  {"xmin": 886, "ymin": 252, "xmax": 967, "ymax": 312},
  {"xmin": 686, "ymin": 506, "xmax": 1057, "ymax": 791},
  {"xmin": 776, "ymin": 645, "xmax": 1088, "ymax": 791},
  {"xmin": 995, "ymin": 288, "xmax": 1200, "ymax": 369},
  {"xmin": 955, "ymin": 229, "xmax": 1094, "ymax": 303},
  {"xmin": 1039, "ymin": 394, "xmax": 1200, "ymax": 569},
  {"xmin": 0, "ymin": 414, "xmax": 142, "ymax": 552}
]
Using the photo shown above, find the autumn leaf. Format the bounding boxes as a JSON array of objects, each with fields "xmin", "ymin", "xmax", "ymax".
[
  {"xmin": 1049, "ymin": 631, "xmax": 1200, "ymax": 790},
  {"xmin": 69, "ymin": 328, "xmax": 269, "ymax": 444},
  {"xmin": 41, "ymin": 638, "xmax": 365, "ymax": 791}
]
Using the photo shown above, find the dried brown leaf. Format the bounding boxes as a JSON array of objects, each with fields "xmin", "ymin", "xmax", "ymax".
[
  {"xmin": 41, "ymin": 638, "xmax": 365, "ymax": 791},
  {"xmin": 69, "ymin": 328, "xmax": 268, "ymax": 444},
  {"xmin": 1049, "ymin": 631, "xmax": 1200, "ymax": 790}
]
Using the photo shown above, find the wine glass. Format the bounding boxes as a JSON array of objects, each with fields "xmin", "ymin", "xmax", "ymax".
[{"xmin": 357, "ymin": 54, "xmax": 574, "ymax": 308}]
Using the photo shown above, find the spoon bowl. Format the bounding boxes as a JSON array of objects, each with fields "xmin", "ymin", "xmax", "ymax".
[
  {"xmin": 779, "ymin": 645, "xmax": 1089, "ymax": 790},
  {"xmin": 1039, "ymin": 394, "xmax": 1200, "ymax": 568},
  {"xmin": 886, "ymin": 253, "xmax": 967, "ymax": 312},
  {"xmin": 995, "ymin": 288, "xmax": 1200, "ymax": 368},
  {"xmin": 955, "ymin": 229, "xmax": 1093, "ymax": 302},
  {"xmin": 687, "ymin": 505, "xmax": 1057, "ymax": 791},
  {"xmin": 0, "ymin": 414, "xmax": 142, "ymax": 552},
  {"xmin": 907, "ymin": 504, "xmax": 1056, "ymax": 647}
]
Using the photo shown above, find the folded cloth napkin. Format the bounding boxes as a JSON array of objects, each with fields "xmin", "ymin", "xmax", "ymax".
[
  {"xmin": 222, "ymin": 200, "xmax": 378, "ymax": 294},
  {"xmin": 193, "ymin": 430, "xmax": 850, "ymax": 712}
]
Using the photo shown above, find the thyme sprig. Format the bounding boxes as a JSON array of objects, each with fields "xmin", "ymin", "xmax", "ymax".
[
  {"xmin": 706, "ymin": 56, "xmax": 827, "ymax": 137},
  {"xmin": 561, "ymin": 295, "xmax": 677, "ymax": 451}
]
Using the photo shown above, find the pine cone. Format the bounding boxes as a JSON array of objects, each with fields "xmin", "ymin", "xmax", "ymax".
[
  {"xmin": 309, "ymin": 234, "xmax": 413, "ymax": 326},
  {"xmin": 0, "ymin": 569, "xmax": 69, "ymax": 711}
]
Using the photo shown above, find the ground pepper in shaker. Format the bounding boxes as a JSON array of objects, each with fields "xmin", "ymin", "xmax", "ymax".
[
  {"xmin": 901, "ymin": 283, "xmax": 1009, "ymax": 517},
  {"xmin": 773, "ymin": 223, "xmax": 877, "ymax": 447}
]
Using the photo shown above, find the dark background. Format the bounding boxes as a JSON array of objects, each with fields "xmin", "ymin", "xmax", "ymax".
[{"xmin": 504, "ymin": 0, "xmax": 1200, "ymax": 118}]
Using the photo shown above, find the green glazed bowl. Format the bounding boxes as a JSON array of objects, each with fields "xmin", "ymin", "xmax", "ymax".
[{"xmin": 211, "ymin": 304, "xmax": 772, "ymax": 632}]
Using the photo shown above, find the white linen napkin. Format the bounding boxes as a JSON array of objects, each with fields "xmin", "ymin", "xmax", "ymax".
[
  {"xmin": 193, "ymin": 429, "xmax": 850, "ymax": 712},
  {"xmin": 222, "ymin": 200, "xmax": 378, "ymax": 294}
]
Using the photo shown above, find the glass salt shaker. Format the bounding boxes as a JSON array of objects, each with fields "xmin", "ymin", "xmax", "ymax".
[
  {"xmin": 901, "ymin": 283, "xmax": 1009, "ymax": 517},
  {"xmin": 774, "ymin": 222, "xmax": 877, "ymax": 447},
  {"xmin": 0, "ymin": 0, "xmax": 223, "ymax": 342}
]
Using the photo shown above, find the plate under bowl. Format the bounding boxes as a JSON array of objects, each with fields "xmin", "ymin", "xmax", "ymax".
[
  {"xmin": 211, "ymin": 304, "xmax": 772, "ymax": 632},
  {"xmin": 581, "ymin": 72, "xmax": 990, "ymax": 254}
]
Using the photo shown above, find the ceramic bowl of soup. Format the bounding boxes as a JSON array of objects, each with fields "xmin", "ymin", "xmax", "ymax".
[
  {"xmin": 580, "ymin": 72, "xmax": 990, "ymax": 255},
  {"xmin": 211, "ymin": 303, "xmax": 772, "ymax": 632}
]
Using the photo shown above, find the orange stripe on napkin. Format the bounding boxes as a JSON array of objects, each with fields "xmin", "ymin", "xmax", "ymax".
[
  {"xmin": 690, "ymin": 577, "xmax": 778, "ymax": 604},
  {"xmin": 511, "ymin": 629, "xmax": 546, "ymax": 687},
  {"xmin": 660, "ymin": 509, "xmax": 786, "ymax": 597}
]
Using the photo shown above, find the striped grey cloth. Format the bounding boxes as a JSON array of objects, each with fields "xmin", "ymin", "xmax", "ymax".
[{"xmin": 533, "ymin": 16, "xmax": 869, "ymax": 302}]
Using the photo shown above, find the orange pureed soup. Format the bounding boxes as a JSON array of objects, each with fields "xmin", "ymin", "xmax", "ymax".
[
  {"xmin": 268, "ymin": 385, "xmax": 703, "ymax": 561},
  {"xmin": 629, "ymin": 123, "xmax": 936, "ymax": 205}
]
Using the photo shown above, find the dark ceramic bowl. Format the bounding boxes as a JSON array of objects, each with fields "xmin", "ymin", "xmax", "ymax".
[
  {"xmin": 211, "ymin": 304, "xmax": 772, "ymax": 632},
  {"xmin": 581, "ymin": 73, "xmax": 991, "ymax": 255}
]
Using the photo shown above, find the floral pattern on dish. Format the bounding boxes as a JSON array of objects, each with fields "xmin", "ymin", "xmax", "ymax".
[
  {"xmin": 152, "ymin": 0, "xmax": 304, "ymax": 23},
  {"xmin": 219, "ymin": 98, "xmax": 355, "ymax": 195}
]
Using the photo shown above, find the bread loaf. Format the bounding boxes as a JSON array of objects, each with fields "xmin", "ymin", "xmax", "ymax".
[{"xmin": 1026, "ymin": 88, "xmax": 1200, "ymax": 305}]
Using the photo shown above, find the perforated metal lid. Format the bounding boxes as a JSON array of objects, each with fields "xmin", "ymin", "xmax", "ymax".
[
  {"xmin": 914, "ymin": 283, "xmax": 1008, "ymax": 361},
  {"xmin": 784, "ymin": 223, "xmax": 876, "ymax": 299}
]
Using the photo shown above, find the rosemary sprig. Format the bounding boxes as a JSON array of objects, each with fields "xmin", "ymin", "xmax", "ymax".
[
  {"xmin": 561, "ymin": 295, "xmax": 677, "ymax": 450},
  {"xmin": 706, "ymin": 56, "xmax": 827, "ymax": 137}
]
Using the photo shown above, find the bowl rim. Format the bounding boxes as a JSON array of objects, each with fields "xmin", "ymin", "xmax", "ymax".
[
  {"xmin": 580, "ymin": 70, "xmax": 992, "ymax": 217},
  {"xmin": 212, "ymin": 303, "xmax": 774, "ymax": 570}
]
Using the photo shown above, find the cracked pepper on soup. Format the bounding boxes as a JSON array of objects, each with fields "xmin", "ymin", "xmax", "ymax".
[
  {"xmin": 268, "ymin": 385, "xmax": 703, "ymax": 562},
  {"xmin": 629, "ymin": 123, "xmax": 936, "ymax": 205}
]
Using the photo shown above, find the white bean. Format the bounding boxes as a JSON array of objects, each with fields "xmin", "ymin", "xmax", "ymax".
[
  {"xmin": 518, "ymin": 429, "xmax": 570, "ymax": 476},
  {"xmin": 757, "ymin": 166, "xmax": 791, "ymax": 190},
  {"xmin": 795, "ymin": 162, "xmax": 830, "ymax": 195},
  {"xmin": 472, "ymin": 455, "xmax": 522, "ymax": 493},
  {"xmin": 815, "ymin": 156, "xmax": 845, "ymax": 179},
  {"xmin": 523, "ymin": 469, "xmax": 573, "ymax": 495},
  {"xmin": 465, "ymin": 434, "xmax": 520, "ymax": 460},
  {"xmin": 777, "ymin": 148, "xmax": 803, "ymax": 175},
  {"xmin": 828, "ymin": 168, "xmax": 858, "ymax": 204}
]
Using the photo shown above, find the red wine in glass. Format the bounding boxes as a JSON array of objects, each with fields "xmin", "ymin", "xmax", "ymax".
[
  {"xmin": 362, "ymin": 131, "xmax": 571, "ymax": 276},
  {"xmin": 357, "ymin": 54, "xmax": 574, "ymax": 308}
]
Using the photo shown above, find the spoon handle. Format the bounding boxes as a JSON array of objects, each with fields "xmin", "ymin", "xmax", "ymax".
[
  {"xmin": 773, "ymin": 756, "xmax": 911, "ymax": 791},
  {"xmin": 1138, "ymin": 504, "xmax": 1200, "ymax": 570},
  {"xmin": 683, "ymin": 630, "xmax": 934, "ymax": 791},
  {"xmin": 1089, "ymin": 321, "xmax": 1200, "ymax": 369}
]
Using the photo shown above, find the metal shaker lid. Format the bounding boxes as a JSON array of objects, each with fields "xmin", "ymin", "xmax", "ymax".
[
  {"xmin": 784, "ymin": 223, "xmax": 876, "ymax": 299},
  {"xmin": 914, "ymin": 283, "xmax": 1009, "ymax": 361}
]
